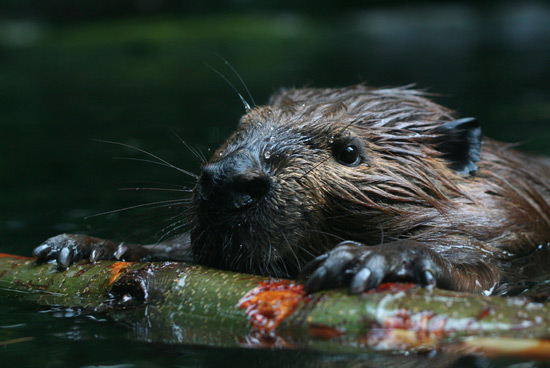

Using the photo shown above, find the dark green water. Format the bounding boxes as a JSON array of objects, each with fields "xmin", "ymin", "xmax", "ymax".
[{"xmin": 1, "ymin": 3, "xmax": 550, "ymax": 367}]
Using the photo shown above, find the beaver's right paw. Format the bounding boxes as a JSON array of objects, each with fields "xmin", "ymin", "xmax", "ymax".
[
  {"xmin": 300, "ymin": 240, "xmax": 441, "ymax": 294},
  {"xmin": 33, "ymin": 234, "xmax": 129, "ymax": 269}
]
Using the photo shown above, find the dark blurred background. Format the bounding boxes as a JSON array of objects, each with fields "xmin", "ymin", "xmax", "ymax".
[{"xmin": 1, "ymin": 0, "xmax": 549, "ymax": 253}]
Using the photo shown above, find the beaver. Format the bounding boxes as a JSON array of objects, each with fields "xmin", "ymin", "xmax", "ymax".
[{"xmin": 33, "ymin": 85, "xmax": 550, "ymax": 294}]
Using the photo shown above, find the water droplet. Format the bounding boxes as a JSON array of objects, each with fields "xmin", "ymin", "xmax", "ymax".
[{"xmin": 264, "ymin": 150, "xmax": 271, "ymax": 160}]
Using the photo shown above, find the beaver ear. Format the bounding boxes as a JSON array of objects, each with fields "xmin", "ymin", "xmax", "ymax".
[{"xmin": 434, "ymin": 117, "xmax": 482, "ymax": 175}]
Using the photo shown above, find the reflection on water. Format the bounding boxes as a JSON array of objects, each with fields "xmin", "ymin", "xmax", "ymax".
[{"xmin": 0, "ymin": 2, "xmax": 549, "ymax": 367}]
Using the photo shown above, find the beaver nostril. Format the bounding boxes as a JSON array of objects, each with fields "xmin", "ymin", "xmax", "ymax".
[
  {"xmin": 198, "ymin": 159, "xmax": 271, "ymax": 210},
  {"xmin": 232, "ymin": 191, "xmax": 253, "ymax": 209},
  {"xmin": 232, "ymin": 172, "xmax": 271, "ymax": 209}
]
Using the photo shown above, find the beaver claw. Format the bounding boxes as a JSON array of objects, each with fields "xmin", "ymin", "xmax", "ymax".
[
  {"xmin": 33, "ymin": 234, "xmax": 135, "ymax": 269},
  {"xmin": 301, "ymin": 240, "xmax": 440, "ymax": 294}
]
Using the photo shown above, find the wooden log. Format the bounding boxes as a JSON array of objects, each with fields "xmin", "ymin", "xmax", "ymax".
[{"xmin": 1, "ymin": 253, "xmax": 550, "ymax": 357}]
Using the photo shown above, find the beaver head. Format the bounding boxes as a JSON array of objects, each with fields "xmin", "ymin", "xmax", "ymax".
[{"xmin": 190, "ymin": 85, "xmax": 481, "ymax": 278}]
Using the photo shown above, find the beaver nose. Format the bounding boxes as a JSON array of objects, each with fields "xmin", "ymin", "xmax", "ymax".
[
  {"xmin": 229, "ymin": 170, "xmax": 271, "ymax": 209},
  {"xmin": 200, "ymin": 153, "xmax": 271, "ymax": 210}
]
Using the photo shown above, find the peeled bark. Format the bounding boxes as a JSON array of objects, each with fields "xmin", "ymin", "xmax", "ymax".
[{"xmin": 1, "ymin": 252, "xmax": 550, "ymax": 357}]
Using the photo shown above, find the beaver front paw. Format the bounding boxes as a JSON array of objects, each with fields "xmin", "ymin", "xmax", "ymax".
[
  {"xmin": 33, "ymin": 234, "xmax": 140, "ymax": 269},
  {"xmin": 301, "ymin": 240, "xmax": 441, "ymax": 294}
]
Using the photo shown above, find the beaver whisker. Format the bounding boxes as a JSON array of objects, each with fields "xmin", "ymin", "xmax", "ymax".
[
  {"xmin": 118, "ymin": 186, "xmax": 192, "ymax": 193},
  {"xmin": 113, "ymin": 156, "xmax": 196, "ymax": 175},
  {"xmin": 96, "ymin": 139, "xmax": 199, "ymax": 179},
  {"xmin": 266, "ymin": 261, "xmax": 278, "ymax": 278},
  {"xmin": 171, "ymin": 130, "xmax": 208, "ymax": 164},
  {"xmin": 305, "ymin": 228, "xmax": 346, "ymax": 245},
  {"xmin": 216, "ymin": 55, "xmax": 256, "ymax": 108},
  {"xmin": 191, "ymin": 227, "xmax": 207, "ymax": 249},
  {"xmin": 279, "ymin": 256, "xmax": 290, "ymax": 279},
  {"xmin": 156, "ymin": 218, "xmax": 190, "ymax": 243},
  {"xmin": 264, "ymin": 238, "xmax": 273, "ymax": 275},
  {"xmin": 117, "ymin": 202, "xmax": 190, "ymax": 237},
  {"xmin": 204, "ymin": 61, "xmax": 251, "ymax": 112},
  {"xmin": 250, "ymin": 249, "xmax": 261, "ymax": 275},
  {"xmin": 120, "ymin": 179, "xmax": 194, "ymax": 190},
  {"xmin": 84, "ymin": 199, "xmax": 191, "ymax": 220},
  {"xmin": 281, "ymin": 232, "xmax": 301, "ymax": 272}
]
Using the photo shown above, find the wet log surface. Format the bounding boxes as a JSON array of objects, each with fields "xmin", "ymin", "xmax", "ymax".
[{"xmin": 1, "ymin": 252, "xmax": 550, "ymax": 359}]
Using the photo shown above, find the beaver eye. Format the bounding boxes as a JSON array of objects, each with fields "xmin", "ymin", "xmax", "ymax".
[{"xmin": 336, "ymin": 144, "xmax": 361, "ymax": 166}]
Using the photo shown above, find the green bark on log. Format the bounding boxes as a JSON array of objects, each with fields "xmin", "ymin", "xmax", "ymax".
[{"xmin": 1, "ymin": 253, "xmax": 550, "ymax": 357}]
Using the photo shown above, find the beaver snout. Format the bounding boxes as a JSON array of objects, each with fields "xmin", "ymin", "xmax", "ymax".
[{"xmin": 198, "ymin": 152, "xmax": 272, "ymax": 211}]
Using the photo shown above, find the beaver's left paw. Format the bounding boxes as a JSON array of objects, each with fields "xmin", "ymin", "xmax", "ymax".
[{"xmin": 301, "ymin": 240, "xmax": 441, "ymax": 294}]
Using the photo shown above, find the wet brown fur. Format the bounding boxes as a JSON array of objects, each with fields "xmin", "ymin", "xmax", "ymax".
[{"xmin": 190, "ymin": 85, "xmax": 550, "ymax": 293}]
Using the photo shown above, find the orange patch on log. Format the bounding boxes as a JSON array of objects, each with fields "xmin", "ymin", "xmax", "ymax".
[
  {"xmin": 462, "ymin": 338, "xmax": 550, "ymax": 359},
  {"xmin": 108, "ymin": 262, "xmax": 133, "ymax": 286},
  {"xmin": 238, "ymin": 280, "xmax": 307, "ymax": 332},
  {"xmin": 0, "ymin": 253, "xmax": 32, "ymax": 260},
  {"xmin": 475, "ymin": 307, "xmax": 493, "ymax": 320},
  {"xmin": 308, "ymin": 324, "xmax": 345, "ymax": 339},
  {"xmin": 366, "ymin": 282, "xmax": 415, "ymax": 294}
]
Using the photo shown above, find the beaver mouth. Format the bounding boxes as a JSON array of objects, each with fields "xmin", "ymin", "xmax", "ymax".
[
  {"xmin": 190, "ymin": 187, "xmax": 316, "ymax": 277},
  {"xmin": 190, "ymin": 219, "xmax": 296, "ymax": 277},
  {"xmin": 198, "ymin": 212, "xmax": 275, "ymax": 252}
]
